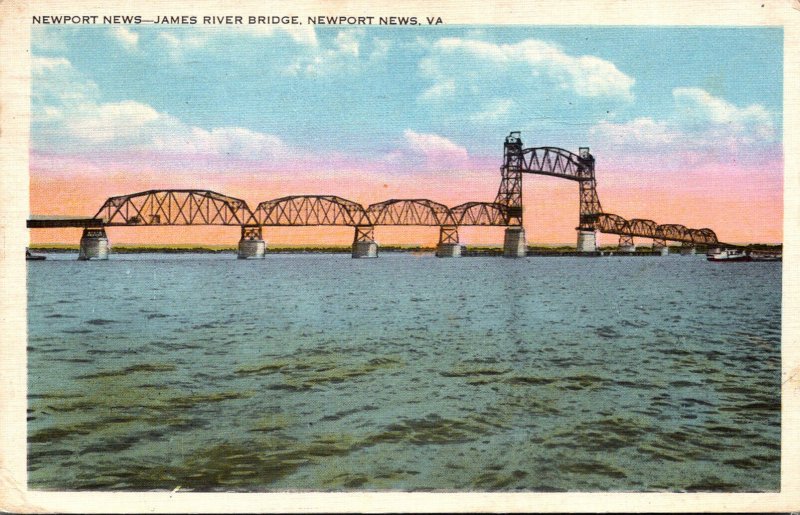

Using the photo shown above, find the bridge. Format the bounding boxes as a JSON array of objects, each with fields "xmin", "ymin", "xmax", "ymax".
[{"xmin": 27, "ymin": 132, "xmax": 720, "ymax": 260}]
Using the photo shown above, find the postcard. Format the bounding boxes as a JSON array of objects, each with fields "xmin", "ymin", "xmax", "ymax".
[{"xmin": 1, "ymin": 0, "xmax": 798, "ymax": 512}]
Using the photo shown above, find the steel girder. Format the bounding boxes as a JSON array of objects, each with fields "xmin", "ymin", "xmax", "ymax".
[{"xmin": 95, "ymin": 190, "xmax": 254, "ymax": 226}]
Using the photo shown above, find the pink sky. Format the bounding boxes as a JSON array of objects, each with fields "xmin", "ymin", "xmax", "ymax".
[{"xmin": 29, "ymin": 151, "xmax": 783, "ymax": 246}]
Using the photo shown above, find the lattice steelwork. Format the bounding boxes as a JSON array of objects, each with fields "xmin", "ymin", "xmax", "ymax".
[
  {"xmin": 499, "ymin": 132, "xmax": 718, "ymax": 245},
  {"xmin": 95, "ymin": 190, "xmax": 254, "ymax": 226},
  {"xmin": 595, "ymin": 214, "xmax": 718, "ymax": 245},
  {"xmin": 366, "ymin": 199, "xmax": 456, "ymax": 226},
  {"xmin": 451, "ymin": 202, "xmax": 508, "ymax": 226},
  {"xmin": 253, "ymin": 195, "xmax": 371, "ymax": 226},
  {"xmin": 353, "ymin": 225, "xmax": 375, "ymax": 243},
  {"xmin": 438, "ymin": 226, "xmax": 459, "ymax": 245}
]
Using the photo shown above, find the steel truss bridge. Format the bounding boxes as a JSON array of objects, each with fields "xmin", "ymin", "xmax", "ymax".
[{"xmin": 28, "ymin": 132, "xmax": 721, "ymax": 256}]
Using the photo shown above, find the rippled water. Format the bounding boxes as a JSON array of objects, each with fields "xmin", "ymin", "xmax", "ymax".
[{"xmin": 27, "ymin": 253, "xmax": 781, "ymax": 491}]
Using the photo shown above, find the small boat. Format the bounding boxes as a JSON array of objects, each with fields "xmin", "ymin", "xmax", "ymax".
[
  {"xmin": 706, "ymin": 248, "xmax": 751, "ymax": 262},
  {"xmin": 25, "ymin": 248, "xmax": 46, "ymax": 261},
  {"xmin": 749, "ymin": 250, "xmax": 782, "ymax": 262}
]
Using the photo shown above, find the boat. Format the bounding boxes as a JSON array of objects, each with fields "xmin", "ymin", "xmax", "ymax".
[
  {"xmin": 749, "ymin": 250, "xmax": 782, "ymax": 262},
  {"xmin": 706, "ymin": 248, "xmax": 751, "ymax": 262},
  {"xmin": 25, "ymin": 248, "xmax": 46, "ymax": 261}
]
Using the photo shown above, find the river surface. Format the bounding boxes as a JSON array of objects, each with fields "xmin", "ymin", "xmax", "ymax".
[{"xmin": 27, "ymin": 253, "xmax": 781, "ymax": 491}]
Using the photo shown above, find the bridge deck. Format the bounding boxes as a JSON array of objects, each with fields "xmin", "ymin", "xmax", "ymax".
[{"xmin": 27, "ymin": 218, "xmax": 104, "ymax": 228}]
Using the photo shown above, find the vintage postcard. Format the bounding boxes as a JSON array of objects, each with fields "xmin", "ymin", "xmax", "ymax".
[{"xmin": 1, "ymin": 0, "xmax": 798, "ymax": 512}]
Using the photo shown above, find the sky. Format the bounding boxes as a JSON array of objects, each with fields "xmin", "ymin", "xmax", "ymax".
[{"xmin": 29, "ymin": 25, "xmax": 783, "ymax": 245}]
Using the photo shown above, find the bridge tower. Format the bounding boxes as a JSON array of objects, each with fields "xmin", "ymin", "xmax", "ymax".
[
  {"xmin": 576, "ymin": 147, "xmax": 600, "ymax": 253},
  {"xmin": 238, "ymin": 225, "xmax": 266, "ymax": 259},
  {"xmin": 78, "ymin": 227, "xmax": 109, "ymax": 260},
  {"xmin": 495, "ymin": 132, "xmax": 526, "ymax": 257}
]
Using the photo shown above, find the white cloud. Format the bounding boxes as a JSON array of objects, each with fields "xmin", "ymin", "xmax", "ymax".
[
  {"xmin": 31, "ymin": 56, "xmax": 71, "ymax": 73},
  {"xmin": 590, "ymin": 88, "xmax": 777, "ymax": 151},
  {"xmin": 111, "ymin": 27, "xmax": 139, "ymax": 51},
  {"xmin": 420, "ymin": 79, "xmax": 456, "ymax": 101},
  {"xmin": 31, "ymin": 59, "xmax": 290, "ymax": 160},
  {"xmin": 403, "ymin": 130, "xmax": 468, "ymax": 161},
  {"xmin": 238, "ymin": 25, "xmax": 318, "ymax": 46},
  {"xmin": 157, "ymin": 32, "xmax": 207, "ymax": 60},
  {"xmin": 285, "ymin": 29, "xmax": 390, "ymax": 76},
  {"xmin": 471, "ymin": 98, "xmax": 514, "ymax": 123},
  {"xmin": 423, "ymin": 37, "xmax": 635, "ymax": 101},
  {"xmin": 591, "ymin": 117, "xmax": 680, "ymax": 146},
  {"xmin": 673, "ymin": 87, "xmax": 775, "ymax": 140}
]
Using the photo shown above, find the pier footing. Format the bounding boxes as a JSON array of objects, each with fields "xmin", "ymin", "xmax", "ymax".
[
  {"xmin": 653, "ymin": 245, "xmax": 669, "ymax": 256},
  {"xmin": 352, "ymin": 241, "xmax": 378, "ymax": 258},
  {"xmin": 238, "ymin": 226, "xmax": 265, "ymax": 259},
  {"xmin": 619, "ymin": 245, "xmax": 636, "ymax": 253},
  {"xmin": 576, "ymin": 229, "xmax": 597, "ymax": 253},
  {"xmin": 238, "ymin": 239, "xmax": 266, "ymax": 259},
  {"xmin": 503, "ymin": 227, "xmax": 527, "ymax": 258},
  {"xmin": 680, "ymin": 245, "xmax": 696, "ymax": 256},
  {"xmin": 78, "ymin": 228, "xmax": 109, "ymax": 260},
  {"xmin": 436, "ymin": 243, "xmax": 462, "ymax": 258}
]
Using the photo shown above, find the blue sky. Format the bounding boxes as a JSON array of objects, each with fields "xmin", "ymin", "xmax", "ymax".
[{"xmin": 31, "ymin": 25, "xmax": 782, "ymax": 168}]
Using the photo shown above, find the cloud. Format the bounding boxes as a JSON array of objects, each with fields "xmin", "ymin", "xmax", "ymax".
[
  {"xmin": 31, "ymin": 55, "xmax": 290, "ymax": 161},
  {"xmin": 470, "ymin": 98, "xmax": 515, "ymax": 123},
  {"xmin": 238, "ymin": 25, "xmax": 318, "ymax": 46},
  {"xmin": 403, "ymin": 130, "xmax": 468, "ymax": 161},
  {"xmin": 591, "ymin": 117, "xmax": 680, "ymax": 146},
  {"xmin": 591, "ymin": 88, "xmax": 777, "ymax": 151},
  {"xmin": 589, "ymin": 88, "xmax": 778, "ymax": 172},
  {"xmin": 673, "ymin": 87, "xmax": 775, "ymax": 140},
  {"xmin": 110, "ymin": 27, "xmax": 139, "ymax": 51},
  {"xmin": 157, "ymin": 32, "xmax": 207, "ymax": 60},
  {"xmin": 421, "ymin": 37, "xmax": 635, "ymax": 101},
  {"xmin": 285, "ymin": 30, "xmax": 390, "ymax": 76}
]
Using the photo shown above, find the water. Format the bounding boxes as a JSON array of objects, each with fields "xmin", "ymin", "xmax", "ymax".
[{"xmin": 27, "ymin": 253, "xmax": 781, "ymax": 491}]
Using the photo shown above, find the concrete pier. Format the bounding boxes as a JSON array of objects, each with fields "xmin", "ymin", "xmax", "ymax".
[
  {"xmin": 576, "ymin": 229, "xmax": 597, "ymax": 253},
  {"xmin": 680, "ymin": 245, "xmax": 696, "ymax": 256},
  {"xmin": 503, "ymin": 227, "xmax": 527, "ymax": 258},
  {"xmin": 652, "ymin": 245, "xmax": 669, "ymax": 256},
  {"xmin": 78, "ymin": 228, "xmax": 109, "ymax": 260},
  {"xmin": 238, "ymin": 226, "xmax": 265, "ymax": 259},
  {"xmin": 436, "ymin": 243, "xmax": 462, "ymax": 258},
  {"xmin": 238, "ymin": 239, "xmax": 266, "ymax": 259},
  {"xmin": 619, "ymin": 244, "xmax": 636, "ymax": 253},
  {"xmin": 352, "ymin": 241, "xmax": 378, "ymax": 258}
]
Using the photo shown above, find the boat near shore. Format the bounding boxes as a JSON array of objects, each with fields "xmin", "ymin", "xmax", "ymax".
[
  {"xmin": 749, "ymin": 250, "xmax": 782, "ymax": 262},
  {"xmin": 707, "ymin": 248, "xmax": 782, "ymax": 262},
  {"xmin": 25, "ymin": 248, "xmax": 46, "ymax": 261},
  {"xmin": 706, "ymin": 248, "xmax": 751, "ymax": 262}
]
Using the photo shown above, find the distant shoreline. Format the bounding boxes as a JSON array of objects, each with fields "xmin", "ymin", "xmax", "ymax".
[{"xmin": 28, "ymin": 243, "xmax": 783, "ymax": 254}]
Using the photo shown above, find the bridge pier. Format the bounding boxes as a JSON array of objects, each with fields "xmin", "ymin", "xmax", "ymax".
[
  {"xmin": 618, "ymin": 234, "xmax": 636, "ymax": 253},
  {"xmin": 352, "ymin": 225, "xmax": 378, "ymax": 258},
  {"xmin": 576, "ymin": 229, "xmax": 597, "ymax": 253},
  {"xmin": 238, "ymin": 226, "xmax": 265, "ymax": 259},
  {"xmin": 78, "ymin": 228, "xmax": 109, "ymax": 260},
  {"xmin": 652, "ymin": 239, "xmax": 669, "ymax": 256},
  {"xmin": 436, "ymin": 225, "xmax": 461, "ymax": 257},
  {"xmin": 503, "ymin": 226, "xmax": 527, "ymax": 258},
  {"xmin": 680, "ymin": 243, "xmax": 696, "ymax": 256}
]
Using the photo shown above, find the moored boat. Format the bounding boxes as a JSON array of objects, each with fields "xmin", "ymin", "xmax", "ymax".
[
  {"xmin": 26, "ymin": 248, "xmax": 46, "ymax": 261},
  {"xmin": 706, "ymin": 248, "xmax": 751, "ymax": 262},
  {"xmin": 749, "ymin": 250, "xmax": 782, "ymax": 262}
]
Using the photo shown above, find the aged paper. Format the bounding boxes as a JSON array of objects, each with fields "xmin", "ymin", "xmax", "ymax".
[{"xmin": 1, "ymin": 0, "xmax": 799, "ymax": 512}]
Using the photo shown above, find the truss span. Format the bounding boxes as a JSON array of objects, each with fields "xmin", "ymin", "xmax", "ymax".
[
  {"xmin": 95, "ymin": 190, "xmax": 254, "ymax": 226},
  {"xmin": 596, "ymin": 213, "xmax": 718, "ymax": 245},
  {"xmin": 253, "ymin": 195, "xmax": 370, "ymax": 226},
  {"xmin": 451, "ymin": 202, "xmax": 508, "ymax": 226},
  {"xmin": 367, "ymin": 199, "xmax": 456, "ymax": 226}
]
